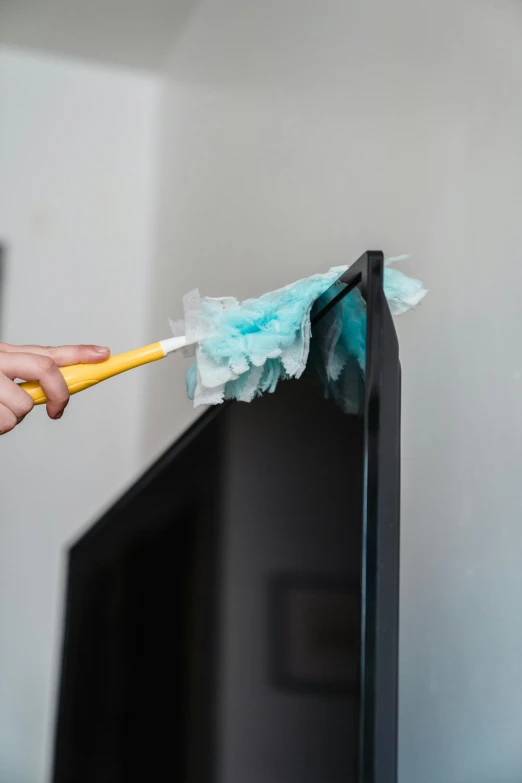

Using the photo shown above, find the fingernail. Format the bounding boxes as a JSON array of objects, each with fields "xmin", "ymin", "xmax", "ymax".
[
  {"xmin": 55, "ymin": 411, "xmax": 64, "ymax": 420},
  {"xmin": 94, "ymin": 346, "xmax": 110, "ymax": 354}
]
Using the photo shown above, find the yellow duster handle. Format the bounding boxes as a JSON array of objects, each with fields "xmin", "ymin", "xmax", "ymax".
[{"xmin": 20, "ymin": 342, "xmax": 166, "ymax": 405}]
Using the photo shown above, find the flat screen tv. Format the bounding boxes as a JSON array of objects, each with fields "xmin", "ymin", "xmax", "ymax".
[{"xmin": 52, "ymin": 251, "xmax": 400, "ymax": 783}]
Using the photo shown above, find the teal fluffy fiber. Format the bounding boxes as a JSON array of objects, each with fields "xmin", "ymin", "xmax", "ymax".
[{"xmin": 182, "ymin": 258, "xmax": 426, "ymax": 409}]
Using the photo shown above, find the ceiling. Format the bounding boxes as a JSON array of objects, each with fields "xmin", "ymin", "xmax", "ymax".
[{"xmin": 0, "ymin": 0, "xmax": 198, "ymax": 72}]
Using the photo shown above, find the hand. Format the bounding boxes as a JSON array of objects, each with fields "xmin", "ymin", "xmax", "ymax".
[{"xmin": 0, "ymin": 343, "xmax": 110, "ymax": 434}]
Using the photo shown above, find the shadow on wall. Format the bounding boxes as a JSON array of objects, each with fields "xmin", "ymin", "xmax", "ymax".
[
  {"xmin": 163, "ymin": 0, "xmax": 522, "ymax": 94},
  {"xmin": 0, "ymin": 0, "xmax": 200, "ymax": 72}
]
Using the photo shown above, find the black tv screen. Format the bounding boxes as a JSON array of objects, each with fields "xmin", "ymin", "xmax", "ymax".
[{"xmin": 52, "ymin": 251, "xmax": 400, "ymax": 783}]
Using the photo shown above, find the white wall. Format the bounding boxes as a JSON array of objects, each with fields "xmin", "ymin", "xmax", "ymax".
[
  {"xmin": 148, "ymin": 2, "xmax": 522, "ymax": 781},
  {"xmin": 0, "ymin": 47, "xmax": 161, "ymax": 783}
]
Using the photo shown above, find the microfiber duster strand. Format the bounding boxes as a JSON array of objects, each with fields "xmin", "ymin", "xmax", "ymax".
[{"xmin": 181, "ymin": 257, "xmax": 427, "ymax": 410}]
